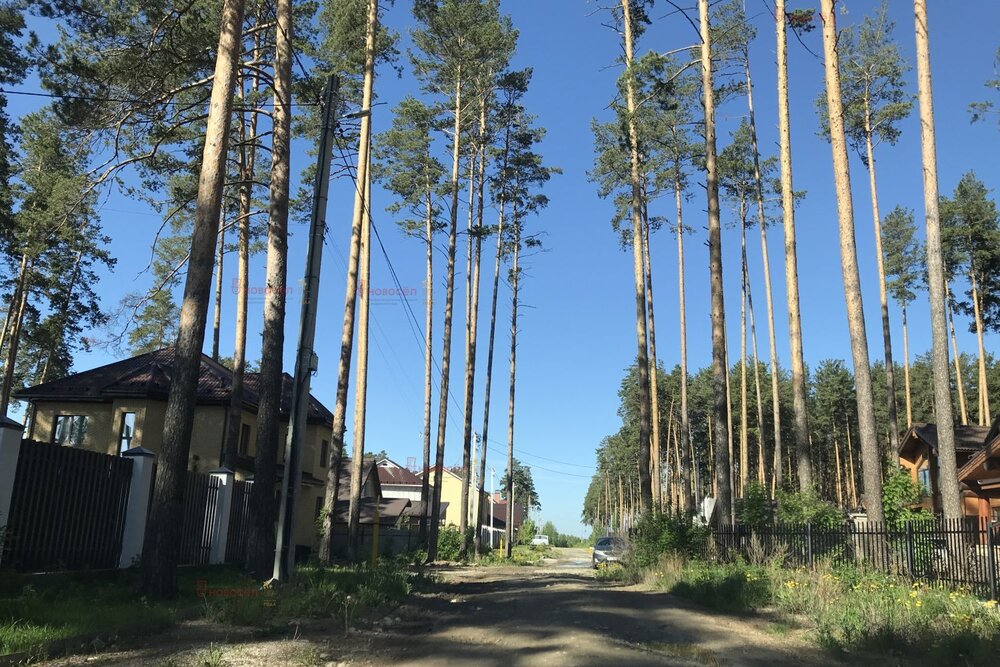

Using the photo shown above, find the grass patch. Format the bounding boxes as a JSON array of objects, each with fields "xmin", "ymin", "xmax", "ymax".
[
  {"xmin": 635, "ymin": 554, "xmax": 1000, "ymax": 664},
  {"xmin": 0, "ymin": 566, "xmax": 252, "ymax": 656},
  {"xmin": 475, "ymin": 544, "xmax": 553, "ymax": 567},
  {"xmin": 0, "ymin": 560, "xmax": 415, "ymax": 659}
]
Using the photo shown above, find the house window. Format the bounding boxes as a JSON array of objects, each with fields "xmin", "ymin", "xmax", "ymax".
[
  {"xmin": 238, "ymin": 424, "xmax": 251, "ymax": 456},
  {"xmin": 118, "ymin": 412, "xmax": 137, "ymax": 454},
  {"xmin": 918, "ymin": 468, "xmax": 931, "ymax": 495},
  {"xmin": 320, "ymin": 440, "xmax": 329, "ymax": 468},
  {"xmin": 53, "ymin": 415, "xmax": 88, "ymax": 447}
]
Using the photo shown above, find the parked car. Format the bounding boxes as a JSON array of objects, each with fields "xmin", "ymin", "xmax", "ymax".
[
  {"xmin": 530, "ymin": 534, "xmax": 549, "ymax": 546},
  {"xmin": 592, "ymin": 536, "xmax": 626, "ymax": 568}
]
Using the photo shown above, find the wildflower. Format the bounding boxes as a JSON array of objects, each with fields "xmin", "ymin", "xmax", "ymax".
[
  {"xmin": 915, "ymin": 600, "xmax": 923, "ymax": 608},
  {"xmin": 909, "ymin": 591, "xmax": 918, "ymax": 598}
]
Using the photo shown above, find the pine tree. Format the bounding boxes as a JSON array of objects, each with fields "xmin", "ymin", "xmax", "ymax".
[
  {"xmin": 818, "ymin": 0, "xmax": 883, "ymax": 523},
  {"xmin": 882, "ymin": 206, "xmax": 922, "ymax": 429}
]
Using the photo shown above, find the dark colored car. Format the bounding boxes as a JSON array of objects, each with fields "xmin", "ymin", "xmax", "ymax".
[{"xmin": 592, "ymin": 536, "xmax": 626, "ymax": 568}]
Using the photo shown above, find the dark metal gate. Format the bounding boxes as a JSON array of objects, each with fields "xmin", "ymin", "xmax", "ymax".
[{"xmin": 3, "ymin": 440, "xmax": 133, "ymax": 571}]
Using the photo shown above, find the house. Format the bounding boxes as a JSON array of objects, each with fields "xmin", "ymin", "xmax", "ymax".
[
  {"xmin": 417, "ymin": 466, "xmax": 488, "ymax": 528},
  {"xmin": 485, "ymin": 492, "xmax": 526, "ymax": 532},
  {"xmin": 376, "ymin": 457, "xmax": 423, "ymax": 501},
  {"xmin": 898, "ymin": 422, "xmax": 1000, "ymax": 520},
  {"xmin": 14, "ymin": 347, "xmax": 336, "ymax": 552}
]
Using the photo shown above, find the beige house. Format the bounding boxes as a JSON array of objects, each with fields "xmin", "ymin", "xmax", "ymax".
[{"xmin": 15, "ymin": 347, "xmax": 336, "ymax": 552}]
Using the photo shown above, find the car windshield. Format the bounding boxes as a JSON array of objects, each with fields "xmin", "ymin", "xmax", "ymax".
[{"xmin": 595, "ymin": 538, "xmax": 620, "ymax": 550}]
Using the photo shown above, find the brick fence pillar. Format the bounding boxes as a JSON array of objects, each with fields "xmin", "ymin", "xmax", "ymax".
[
  {"xmin": 118, "ymin": 447, "xmax": 156, "ymax": 568},
  {"xmin": 0, "ymin": 416, "xmax": 24, "ymax": 566}
]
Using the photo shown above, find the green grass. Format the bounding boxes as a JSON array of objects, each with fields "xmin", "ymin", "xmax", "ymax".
[
  {"xmin": 0, "ymin": 566, "xmax": 253, "ymax": 656},
  {"xmin": 0, "ymin": 561, "xmax": 414, "ymax": 658},
  {"xmin": 631, "ymin": 554, "xmax": 1000, "ymax": 664}
]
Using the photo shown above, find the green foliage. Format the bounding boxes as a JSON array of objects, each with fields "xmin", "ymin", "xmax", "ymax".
[
  {"xmin": 435, "ymin": 526, "xmax": 472, "ymax": 561},
  {"xmin": 735, "ymin": 481, "xmax": 771, "ymax": 528},
  {"xmin": 941, "ymin": 172, "xmax": 1000, "ymax": 333},
  {"xmin": 630, "ymin": 511, "xmax": 710, "ymax": 568},
  {"xmin": 882, "ymin": 206, "xmax": 923, "ymax": 307},
  {"xmin": 775, "ymin": 490, "xmax": 842, "ymax": 528},
  {"xmin": 642, "ymin": 557, "xmax": 1000, "ymax": 664},
  {"xmin": 502, "ymin": 459, "xmax": 540, "ymax": 510},
  {"xmin": 881, "ymin": 468, "xmax": 932, "ymax": 529},
  {"xmin": 814, "ymin": 1, "xmax": 913, "ymax": 154},
  {"xmin": 539, "ymin": 521, "xmax": 587, "ymax": 548},
  {"xmin": 968, "ymin": 46, "xmax": 999, "ymax": 126},
  {"xmin": 515, "ymin": 517, "xmax": 536, "ymax": 545}
]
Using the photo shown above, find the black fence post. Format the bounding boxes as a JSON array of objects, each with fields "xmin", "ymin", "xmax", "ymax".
[
  {"xmin": 806, "ymin": 522, "xmax": 813, "ymax": 569},
  {"xmin": 987, "ymin": 520, "xmax": 998, "ymax": 602},
  {"xmin": 905, "ymin": 521, "xmax": 915, "ymax": 579}
]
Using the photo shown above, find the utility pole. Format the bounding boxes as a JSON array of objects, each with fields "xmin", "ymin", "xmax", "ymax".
[{"xmin": 273, "ymin": 75, "xmax": 339, "ymax": 581}]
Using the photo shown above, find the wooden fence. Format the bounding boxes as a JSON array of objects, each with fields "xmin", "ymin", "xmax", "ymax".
[
  {"xmin": 713, "ymin": 518, "xmax": 1000, "ymax": 600},
  {"xmin": 2, "ymin": 440, "xmax": 133, "ymax": 571}
]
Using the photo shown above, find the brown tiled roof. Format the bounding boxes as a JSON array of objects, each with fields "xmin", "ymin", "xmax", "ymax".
[
  {"xmin": 377, "ymin": 459, "xmax": 422, "ymax": 486},
  {"xmin": 14, "ymin": 347, "xmax": 333, "ymax": 426},
  {"xmin": 905, "ymin": 423, "xmax": 992, "ymax": 454},
  {"xmin": 337, "ymin": 459, "xmax": 379, "ymax": 501}
]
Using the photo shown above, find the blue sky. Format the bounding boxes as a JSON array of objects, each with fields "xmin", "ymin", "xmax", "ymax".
[{"xmin": 9, "ymin": 1, "xmax": 1000, "ymax": 536}]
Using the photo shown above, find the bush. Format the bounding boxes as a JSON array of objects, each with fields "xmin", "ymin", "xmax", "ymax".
[
  {"xmin": 435, "ymin": 526, "xmax": 467, "ymax": 561},
  {"xmin": 630, "ymin": 511, "xmax": 709, "ymax": 568},
  {"xmin": 736, "ymin": 481, "xmax": 771, "ymax": 528},
  {"xmin": 516, "ymin": 518, "xmax": 536, "ymax": 545},
  {"xmin": 881, "ymin": 468, "xmax": 932, "ymax": 529},
  {"xmin": 775, "ymin": 489, "xmax": 842, "ymax": 528}
]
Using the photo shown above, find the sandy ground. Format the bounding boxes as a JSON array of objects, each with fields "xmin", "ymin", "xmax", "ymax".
[{"xmin": 34, "ymin": 548, "xmax": 845, "ymax": 667}]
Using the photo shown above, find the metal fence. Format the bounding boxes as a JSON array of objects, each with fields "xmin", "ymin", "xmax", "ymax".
[
  {"xmin": 713, "ymin": 518, "xmax": 1000, "ymax": 600},
  {"xmin": 178, "ymin": 470, "xmax": 220, "ymax": 566},
  {"xmin": 225, "ymin": 479, "xmax": 253, "ymax": 564},
  {"xmin": 2, "ymin": 440, "xmax": 133, "ymax": 571}
]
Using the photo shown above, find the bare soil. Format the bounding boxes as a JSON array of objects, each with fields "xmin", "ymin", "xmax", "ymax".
[{"xmin": 33, "ymin": 548, "xmax": 845, "ymax": 667}]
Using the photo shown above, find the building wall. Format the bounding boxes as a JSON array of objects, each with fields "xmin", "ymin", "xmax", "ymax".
[{"xmin": 382, "ymin": 484, "xmax": 422, "ymax": 501}]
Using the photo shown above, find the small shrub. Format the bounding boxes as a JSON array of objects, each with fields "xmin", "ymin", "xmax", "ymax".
[
  {"xmin": 736, "ymin": 481, "xmax": 771, "ymax": 528},
  {"xmin": 881, "ymin": 468, "xmax": 932, "ymax": 529},
  {"xmin": 435, "ymin": 526, "xmax": 466, "ymax": 561},
  {"xmin": 775, "ymin": 489, "xmax": 842, "ymax": 528},
  {"xmin": 630, "ymin": 511, "xmax": 709, "ymax": 568}
]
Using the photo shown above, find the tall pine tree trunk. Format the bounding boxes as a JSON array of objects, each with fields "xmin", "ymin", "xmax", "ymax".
[
  {"xmin": 140, "ymin": 0, "xmax": 246, "ymax": 597},
  {"xmin": 222, "ymin": 62, "xmax": 260, "ymax": 471},
  {"xmin": 775, "ymin": 0, "xmax": 811, "ymax": 491},
  {"xmin": 970, "ymin": 273, "xmax": 991, "ymax": 425},
  {"xmin": 642, "ymin": 202, "xmax": 663, "ymax": 507},
  {"xmin": 428, "ymin": 68, "xmax": 463, "ymax": 561},
  {"xmin": 460, "ymin": 111, "xmax": 485, "ymax": 557},
  {"xmin": 319, "ymin": 0, "xmax": 378, "ymax": 563},
  {"xmin": 475, "ymin": 132, "xmax": 509, "ymax": 554},
  {"xmin": 620, "ymin": 0, "xmax": 653, "ymax": 510},
  {"xmin": 419, "ymin": 181, "xmax": 435, "ymax": 539},
  {"xmin": 739, "ymin": 202, "xmax": 749, "ymax": 496},
  {"xmin": 211, "ymin": 221, "xmax": 225, "ymax": 362},
  {"xmin": 504, "ymin": 210, "xmax": 520, "ymax": 558},
  {"xmin": 947, "ymin": 297, "xmax": 969, "ymax": 425},
  {"xmin": 747, "ymin": 266, "xmax": 767, "ymax": 486},
  {"xmin": 673, "ymin": 158, "xmax": 693, "ymax": 511},
  {"xmin": 471, "ymin": 102, "xmax": 489, "ymax": 555},
  {"xmin": 864, "ymin": 102, "xmax": 900, "ymax": 454},
  {"xmin": 744, "ymin": 57, "xmax": 783, "ymax": 490},
  {"xmin": 819, "ymin": 0, "xmax": 884, "ymax": 523},
  {"xmin": 913, "ymin": 0, "xmax": 961, "ymax": 519},
  {"xmin": 246, "ymin": 0, "xmax": 291, "ymax": 578},
  {"xmin": 347, "ymin": 141, "xmax": 372, "ymax": 561},
  {"xmin": 700, "ymin": 0, "xmax": 732, "ymax": 522},
  {"xmin": 0, "ymin": 258, "xmax": 29, "ymax": 416}
]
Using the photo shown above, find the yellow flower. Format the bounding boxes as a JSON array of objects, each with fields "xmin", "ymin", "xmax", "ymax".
[
  {"xmin": 915, "ymin": 600, "xmax": 923, "ymax": 608},
  {"xmin": 909, "ymin": 591, "xmax": 918, "ymax": 598}
]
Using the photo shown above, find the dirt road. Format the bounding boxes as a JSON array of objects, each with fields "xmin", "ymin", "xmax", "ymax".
[{"xmin": 40, "ymin": 548, "xmax": 841, "ymax": 666}]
